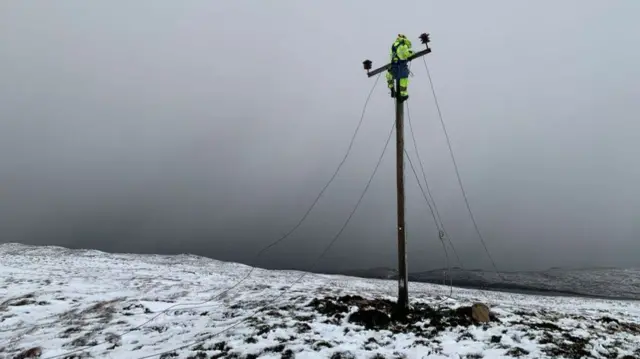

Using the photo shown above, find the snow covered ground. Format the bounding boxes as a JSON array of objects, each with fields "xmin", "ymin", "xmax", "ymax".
[{"xmin": 0, "ymin": 243, "xmax": 639, "ymax": 359}]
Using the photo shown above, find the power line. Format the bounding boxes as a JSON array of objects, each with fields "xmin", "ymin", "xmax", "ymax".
[
  {"xmin": 131, "ymin": 121, "xmax": 397, "ymax": 359},
  {"xmin": 403, "ymin": 148, "xmax": 439, "ymax": 233},
  {"xmin": 403, "ymin": 148, "xmax": 453, "ymax": 302},
  {"xmin": 411, "ymin": 59, "xmax": 465, "ymax": 284},
  {"xmin": 405, "ymin": 99, "xmax": 500, "ymax": 304},
  {"xmin": 421, "ymin": 57, "xmax": 499, "ymax": 272},
  {"xmin": 421, "ymin": 58, "xmax": 518, "ymax": 302},
  {"xmin": 38, "ymin": 76, "xmax": 384, "ymax": 359},
  {"xmin": 203, "ymin": 73, "xmax": 383, "ymax": 300},
  {"xmin": 405, "ymin": 100, "xmax": 463, "ymax": 269},
  {"xmin": 437, "ymin": 232, "xmax": 454, "ymax": 302},
  {"xmin": 405, "ymin": 102, "xmax": 443, "ymax": 230}
]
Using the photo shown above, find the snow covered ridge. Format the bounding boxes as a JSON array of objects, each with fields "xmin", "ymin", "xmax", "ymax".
[
  {"xmin": 0, "ymin": 243, "xmax": 639, "ymax": 359},
  {"xmin": 340, "ymin": 267, "xmax": 640, "ymax": 301}
]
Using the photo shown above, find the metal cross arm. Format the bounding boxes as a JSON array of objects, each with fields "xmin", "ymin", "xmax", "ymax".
[
  {"xmin": 362, "ymin": 33, "xmax": 432, "ymax": 78},
  {"xmin": 363, "ymin": 48, "xmax": 432, "ymax": 77}
]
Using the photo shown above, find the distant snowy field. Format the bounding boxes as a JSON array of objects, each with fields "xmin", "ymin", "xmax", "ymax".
[{"xmin": 1, "ymin": 243, "xmax": 639, "ymax": 359}]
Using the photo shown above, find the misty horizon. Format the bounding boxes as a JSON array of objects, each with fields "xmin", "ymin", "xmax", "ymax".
[{"xmin": 2, "ymin": 1, "xmax": 639, "ymax": 274}]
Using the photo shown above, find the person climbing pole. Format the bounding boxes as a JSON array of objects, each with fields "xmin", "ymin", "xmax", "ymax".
[{"xmin": 386, "ymin": 34, "xmax": 414, "ymax": 102}]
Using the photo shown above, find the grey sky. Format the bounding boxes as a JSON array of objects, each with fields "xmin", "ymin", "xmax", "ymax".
[{"xmin": 1, "ymin": 1, "xmax": 639, "ymax": 273}]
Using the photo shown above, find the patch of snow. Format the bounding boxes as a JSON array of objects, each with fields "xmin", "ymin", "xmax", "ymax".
[{"xmin": 0, "ymin": 243, "xmax": 638, "ymax": 359}]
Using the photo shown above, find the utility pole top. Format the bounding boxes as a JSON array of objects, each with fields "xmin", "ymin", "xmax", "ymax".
[
  {"xmin": 362, "ymin": 33, "xmax": 432, "ymax": 78},
  {"xmin": 361, "ymin": 32, "xmax": 433, "ymax": 315}
]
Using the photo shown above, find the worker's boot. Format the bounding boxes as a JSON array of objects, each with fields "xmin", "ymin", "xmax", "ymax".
[
  {"xmin": 398, "ymin": 82, "xmax": 409, "ymax": 102},
  {"xmin": 389, "ymin": 88, "xmax": 396, "ymax": 98}
]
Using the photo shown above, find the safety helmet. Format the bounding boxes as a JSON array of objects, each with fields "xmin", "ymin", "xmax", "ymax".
[{"xmin": 396, "ymin": 34, "xmax": 408, "ymax": 45}]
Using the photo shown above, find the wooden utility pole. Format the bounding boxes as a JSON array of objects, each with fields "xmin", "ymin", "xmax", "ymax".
[
  {"xmin": 393, "ymin": 81, "xmax": 408, "ymax": 311},
  {"xmin": 362, "ymin": 33, "xmax": 432, "ymax": 312}
]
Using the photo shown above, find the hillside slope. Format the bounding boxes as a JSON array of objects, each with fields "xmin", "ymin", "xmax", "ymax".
[
  {"xmin": 337, "ymin": 266, "xmax": 640, "ymax": 300},
  {"xmin": 1, "ymin": 243, "xmax": 639, "ymax": 359}
]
